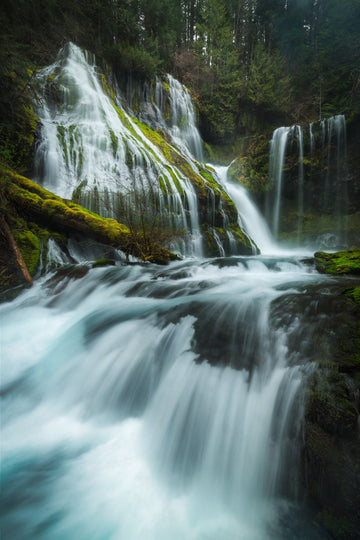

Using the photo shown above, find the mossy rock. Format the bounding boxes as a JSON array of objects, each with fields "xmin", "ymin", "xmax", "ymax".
[
  {"xmin": 314, "ymin": 249, "xmax": 360, "ymax": 274},
  {"xmin": 228, "ymin": 134, "xmax": 270, "ymax": 194},
  {"xmin": 130, "ymin": 117, "xmax": 254, "ymax": 255},
  {"xmin": 306, "ymin": 370, "xmax": 358, "ymax": 436},
  {"xmin": 304, "ymin": 421, "xmax": 360, "ymax": 540},
  {"xmin": 344, "ymin": 286, "xmax": 360, "ymax": 305}
]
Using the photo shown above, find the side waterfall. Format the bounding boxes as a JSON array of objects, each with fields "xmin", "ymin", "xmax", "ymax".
[
  {"xmin": 266, "ymin": 116, "xmax": 348, "ymax": 246},
  {"xmin": 267, "ymin": 126, "xmax": 292, "ymax": 239}
]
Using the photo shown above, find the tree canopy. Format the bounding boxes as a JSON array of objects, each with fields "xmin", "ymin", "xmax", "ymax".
[{"xmin": 1, "ymin": 0, "xmax": 359, "ymax": 152}]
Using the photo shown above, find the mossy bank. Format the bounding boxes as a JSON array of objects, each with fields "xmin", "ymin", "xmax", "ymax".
[{"xmin": 0, "ymin": 168, "xmax": 178, "ymax": 298}]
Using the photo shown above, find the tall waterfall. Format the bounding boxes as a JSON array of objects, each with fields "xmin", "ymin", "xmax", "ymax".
[
  {"xmin": 296, "ymin": 125, "xmax": 304, "ymax": 243},
  {"xmin": 32, "ymin": 43, "xmax": 208, "ymax": 256},
  {"xmin": 32, "ymin": 43, "xmax": 258, "ymax": 258}
]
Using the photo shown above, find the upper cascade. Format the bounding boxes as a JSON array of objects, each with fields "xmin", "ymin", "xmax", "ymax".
[
  {"xmin": 32, "ymin": 42, "xmax": 254, "ymax": 258},
  {"xmin": 128, "ymin": 74, "xmax": 203, "ymax": 162},
  {"xmin": 155, "ymin": 75, "xmax": 204, "ymax": 162}
]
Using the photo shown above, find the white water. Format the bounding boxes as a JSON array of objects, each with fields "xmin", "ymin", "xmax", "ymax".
[
  {"xmin": 214, "ymin": 165, "xmax": 279, "ymax": 254},
  {"xmin": 153, "ymin": 75, "xmax": 204, "ymax": 162},
  {"xmin": 268, "ymin": 127, "xmax": 291, "ymax": 238},
  {"xmin": 1, "ymin": 257, "xmax": 330, "ymax": 539},
  {"xmin": 296, "ymin": 126, "xmax": 304, "ymax": 243},
  {"xmin": 33, "ymin": 43, "xmax": 205, "ymax": 256},
  {"xmin": 266, "ymin": 116, "xmax": 349, "ymax": 248}
]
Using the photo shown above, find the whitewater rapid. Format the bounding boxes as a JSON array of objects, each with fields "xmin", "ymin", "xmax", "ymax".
[{"xmin": 1, "ymin": 256, "xmax": 332, "ymax": 539}]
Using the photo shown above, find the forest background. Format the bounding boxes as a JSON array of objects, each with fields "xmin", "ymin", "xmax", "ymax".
[{"xmin": 1, "ymin": 0, "xmax": 360, "ymax": 172}]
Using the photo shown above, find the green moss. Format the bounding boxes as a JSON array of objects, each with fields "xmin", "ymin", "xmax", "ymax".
[
  {"xmin": 57, "ymin": 125, "xmax": 69, "ymax": 165},
  {"xmin": 314, "ymin": 249, "xmax": 360, "ymax": 275},
  {"xmin": 344, "ymin": 286, "xmax": 360, "ymax": 304},
  {"xmin": 2, "ymin": 169, "xmax": 178, "ymax": 265},
  {"xmin": 227, "ymin": 135, "xmax": 270, "ymax": 193},
  {"xmin": 109, "ymin": 129, "xmax": 118, "ymax": 157},
  {"xmin": 100, "ymin": 72, "xmax": 115, "ymax": 102},
  {"xmin": 72, "ymin": 179, "xmax": 88, "ymax": 203},
  {"xmin": 131, "ymin": 88, "xmax": 141, "ymax": 114},
  {"xmin": 92, "ymin": 258, "xmax": 116, "ymax": 268},
  {"xmin": 13, "ymin": 229, "xmax": 40, "ymax": 275},
  {"xmin": 124, "ymin": 142, "xmax": 133, "ymax": 169}
]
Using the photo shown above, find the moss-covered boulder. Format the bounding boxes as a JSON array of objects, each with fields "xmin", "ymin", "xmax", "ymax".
[
  {"xmin": 133, "ymin": 118, "xmax": 255, "ymax": 256},
  {"xmin": 314, "ymin": 248, "xmax": 360, "ymax": 275}
]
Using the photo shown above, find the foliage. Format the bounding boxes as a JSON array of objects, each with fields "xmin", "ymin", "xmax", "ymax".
[
  {"xmin": 1, "ymin": 0, "xmax": 360, "ymax": 165},
  {"xmin": 1, "ymin": 168, "xmax": 176, "ymax": 264},
  {"xmin": 247, "ymin": 43, "xmax": 291, "ymax": 114}
]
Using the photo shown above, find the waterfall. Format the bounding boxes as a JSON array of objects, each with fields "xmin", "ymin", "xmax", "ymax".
[
  {"xmin": 0, "ymin": 255, "xmax": 331, "ymax": 539},
  {"xmin": 296, "ymin": 125, "xmax": 304, "ymax": 243},
  {"xmin": 214, "ymin": 165, "xmax": 278, "ymax": 254},
  {"xmin": 327, "ymin": 115, "xmax": 348, "ymax": 240},
  {"xmin": 153, "ymin": 75, "xmax": 204, "ymax": 162},
  {"xmin": 266, "ymin": 116, "xmax": 349, "ymax": 248},
  {"xmin": 309, "ymin": 122, "xmax": 315, "ymax": 155},
  {"xmin": 267, "ymin": 127, "xmax": 291, "ymax": 238},
  {"xmin": 316, "ymin": 115, "xmax": 348, "ymax": 245},
  {"xmin": 32, "ymin": 43, "xmax": 205, "ymax": 256}
]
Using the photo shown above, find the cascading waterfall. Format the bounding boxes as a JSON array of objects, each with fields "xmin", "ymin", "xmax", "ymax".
[
  {"xmin": 1, "ymin": 41, "xmax": 340, "ymax": 538},
  {"xmin": 32, "ymin": 43, "xmax": 205, "ymax": 256},
  {"xmin": 214, "ymin": 165, "xmax": 278, "ymax": 254},
  {"xmin": 163, "ymin": 75, "xmax": 204, "ymax": 162},
  {"xmin": 306, "ymin": 115, "xmax": 348, "ymax": 244},
  {"xmin": 1, "ymin": 254, "xmax": 332, "ymax": 539},
  {"xmin": 266, "ymin": 116, "xmax": 349, "ymax": 247},
  {"xmin": 329, "ymin": 115, "xmax": 348, "ymax": 242},
  {"xmin": 267, "ymin": 127, "xmax": 291, "ymax": 239},
  {"xmin": 132, "ymin": 74, "xmax": 203, "ymax": 162}
]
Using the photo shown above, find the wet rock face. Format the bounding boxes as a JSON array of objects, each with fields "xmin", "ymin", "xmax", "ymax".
[{"xmin": 270, "ymin": 281, "xmax": 360, "ymax": 539}]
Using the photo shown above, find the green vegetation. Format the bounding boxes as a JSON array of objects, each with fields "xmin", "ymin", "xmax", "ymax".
[
  {"xmin": 0, "ymin": 168, "xmax": 177, "ymax": 295},
  {"xmin": 1, "ymin": 0, "xmax": 359, "ymax": 164},
  {"xmin": 130, "ymin": 114, "xmax": 254, "ymax": 255},
  {"xmin": 314, "ymin": 249, "xmax": 360, "ymax": 275},
  {"xmin": 92, "ymin": 258, "xmax": 116, "ymax": 268}
]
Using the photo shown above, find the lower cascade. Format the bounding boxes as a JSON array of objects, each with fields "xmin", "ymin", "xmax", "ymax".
[{"xmin": 1, "ymin": 255, "xmax": 335, "ymax": 539}]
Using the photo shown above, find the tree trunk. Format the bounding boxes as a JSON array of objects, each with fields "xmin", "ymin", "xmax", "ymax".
[{"xmin": 0, "ymin": 213, "xmax": 33, "ymax": 286}]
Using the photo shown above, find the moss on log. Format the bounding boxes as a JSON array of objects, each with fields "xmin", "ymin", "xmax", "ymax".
[{"xmin": 1, "ymin": 169, "xmax": 178, "ymax": 273}]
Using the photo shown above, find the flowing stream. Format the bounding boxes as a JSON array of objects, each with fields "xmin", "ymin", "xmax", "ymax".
[{"xmin": 1, "ymin": 254, "xmax": 334, "ymax": 539}]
